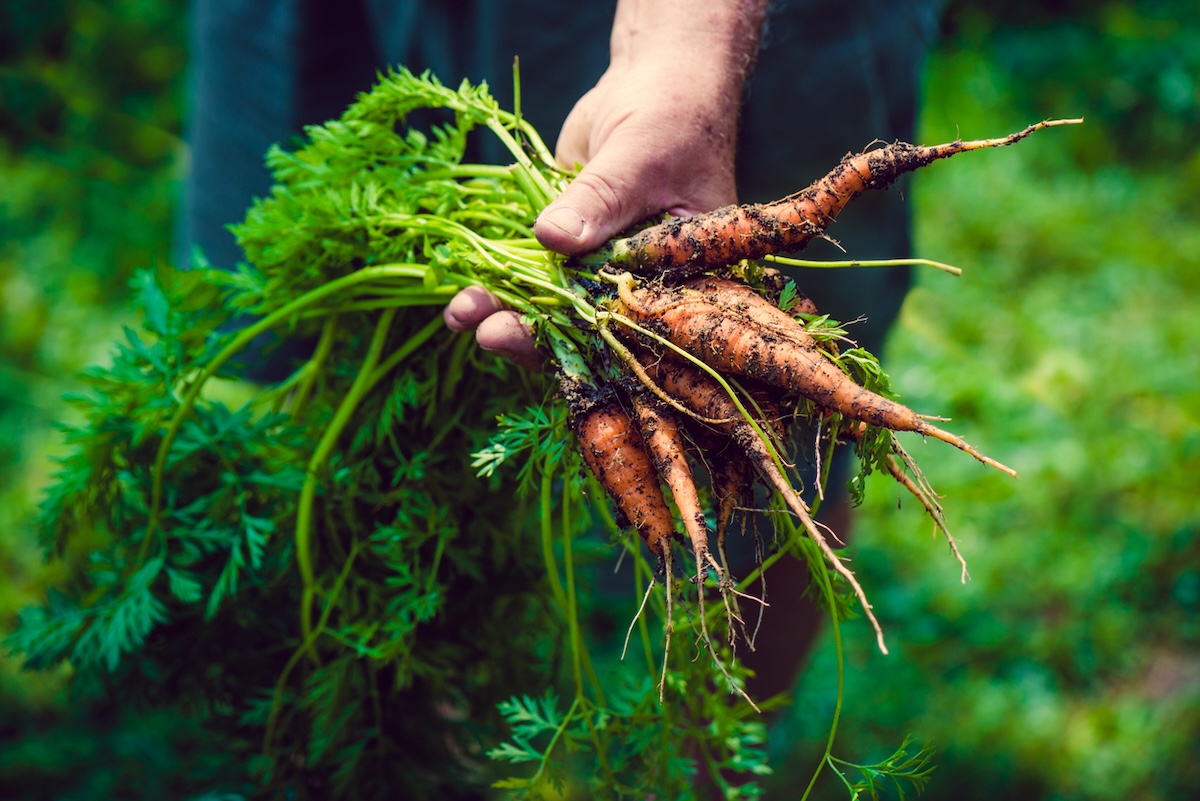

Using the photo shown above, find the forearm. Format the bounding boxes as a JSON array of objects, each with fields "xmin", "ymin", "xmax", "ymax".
[
  {"xmin": 599, "ymin": 0, "xmax": 770, "ymax": 193},
  {"xmin": 609, "ymin": 0, "xmax": 769, "ymax": 83}
]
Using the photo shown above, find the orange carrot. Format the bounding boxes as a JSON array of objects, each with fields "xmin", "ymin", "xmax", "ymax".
[
  {"xmin": 736, "ymin": 266, "xmax": 819, "ymax": 316},
  {"xmin": 630, "ymin": 393, "xmax": 710, "ymax": 576},
  {"xmin": 565, "ymin": 382, "xmax": 675, "ymax": 576},
  {"xmin": 631, "ymin": 393, "xmax": 746, "ymax": 682},
  {"xmin": 629, "ymin": 390, "xmax": 769, "ymax": 707},
  {"xmin": 682, "ymin": 275, "xmax": 818, "ymax": 345},
  {"xmin": 605, "ymin": 119, "xmax": 1082, "ymax": 279},
  {"xmin": 611, "ymin": 276, "xmax": 1015, "ymax": 476}
]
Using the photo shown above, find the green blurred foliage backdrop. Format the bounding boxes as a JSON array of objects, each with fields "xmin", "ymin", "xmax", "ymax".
[
  {"xmin": 770, "ymin": 2, "xmax": 1200, "ymax": 799},
  {"xmin": 1, "ymin": 0, "xmax": 1197, "ymax": 798},
  {"xmin": 0, "ymin": 3, "xmax": 229, "ymax": 797}
]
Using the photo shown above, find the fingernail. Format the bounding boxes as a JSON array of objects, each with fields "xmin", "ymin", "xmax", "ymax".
[{"xmin": 540, "ymin": 206, "xmax": 585, "ymax": 239}]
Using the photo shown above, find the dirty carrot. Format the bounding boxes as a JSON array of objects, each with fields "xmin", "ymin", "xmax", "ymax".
[
  {"xmin": 629, "ymin": 392, "xmax": 760, "ymax": 708},
  {"xmin": 603, "ymin": 119, "xmax": 1083, "ymax": 279},
  {"xmin": 563, "ymin": 380, "xmax": 675, "ymax": 575},
  {"xmin": 642, "ymin": 355, "xmax": 889, "ymax": 654},
  {"xmin": 611, "ymin": 274, "xmax": 1016, "ymax": 476},
  {"xmin": 682, "ymin": 275, "xmax": 819, "ymax": 345},
  {"xmin": 630, "ymin": 393, "xmax": 711, "ymax": 578}
]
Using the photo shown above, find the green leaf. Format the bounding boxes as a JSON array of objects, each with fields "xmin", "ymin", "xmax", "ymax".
[{"xmin": 778, "ymin": 279, "xmax": 800, "ymax": 312}]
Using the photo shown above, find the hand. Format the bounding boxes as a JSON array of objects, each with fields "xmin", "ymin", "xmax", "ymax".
[
  {"xmin": 444, "ymin": 0, "xmax": 768, "ymax": 366},
  {"xmin": 532, "ymin": 56, "xmax": 741, "ymax": 255}
]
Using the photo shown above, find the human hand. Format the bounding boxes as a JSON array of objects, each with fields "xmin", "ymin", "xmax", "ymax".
[
  {"xmin": 443, "ymin": 57, "xmax": 741, "ymax": 369},
  {"xmin": 444, "ymin": 0, "xmax": 768, "ymax": 366},
  {"xmin": 531, "ymin": 49, "xmax": 743, "ymax": 254}
]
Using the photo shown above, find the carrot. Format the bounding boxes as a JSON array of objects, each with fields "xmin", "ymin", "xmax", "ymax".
[
  {"xmin": 630, "ymin": 393, "xmax": 711, "ymax": 578},
  {"xmin": 735, "ymin": 266, "xmax": 819, "ymax": 316},
  {"xmin": 604, "ymin": 119, "xmax": 1083, "ymax": 279},
  {"xmin": 567, "ymin": 388, "xmax": 681, "ymax": 699},
  {"xmin": 629, "ymin": 392, "xmax": 761, "ymax": 707},
  {"xmin": 568, "ymin": 381, "xmax": 759, "ymax": 703},
  {"xmin": 682, "ymin": 275, "xmax": 819, "ymax": 347},
  {"xmin": 563, "ymin": 380, "xmax": 675, "ymax": 576},
  {"xmin": 611, "ymin": 274, "xmax": 1016, "ymax": 476}
]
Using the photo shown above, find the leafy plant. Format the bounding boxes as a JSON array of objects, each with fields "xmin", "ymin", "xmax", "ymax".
[{"xmin": 5, "ymin": 64, "xmax": 1057, "ymax": 800}]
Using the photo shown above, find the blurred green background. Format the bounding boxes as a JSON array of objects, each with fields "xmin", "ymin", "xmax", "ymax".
[{"xmin": 1, "ymin": 0, "xmax": 1197, "ymax": 798}]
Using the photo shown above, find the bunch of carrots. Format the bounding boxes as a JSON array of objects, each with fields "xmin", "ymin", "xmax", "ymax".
[
  {"xmin": 149, "ymin": 68, "xmax": 1078, "ymax": 703},
  {"xmin": 559, "ymin": 116, "xmax": 1078, "ymax": 697}
]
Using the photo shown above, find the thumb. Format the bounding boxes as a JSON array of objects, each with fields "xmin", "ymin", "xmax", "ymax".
[
  {"xmin": 534, "ymin": 145, "xmax": 657, "ymax": 256},
  {"xmin": 534, "ymin": 141, "xmax": 735, "ymax": 256}
]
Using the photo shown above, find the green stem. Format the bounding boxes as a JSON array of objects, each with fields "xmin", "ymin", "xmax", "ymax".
[
  {"xmin": 367, "ymin": 314, "xmax": 444, "ymax": 386},
  {"xmin": 560, "ymin": 484, "xmax": 607, "ymax": 709},
  {"xmin": 139, "ymin": 263, "xmax": 435, "ymax": 565},
  {"xmin": 263, "ymin": 538, "xmax": 365, "ymax": 759},
  {"xmin": 561, "ymin": 486, "xmax": 614, "ymax": 781},
  {"xmin": 799, "ymin": 531, "xmax": 846, "ymax": 801},
  {"xmin": 287, "ymin": 315, "xmax": 338, "ymax": 416},
  {"xmin": 296, "ymin": 308, "xmax": 397, "ymax": 652},
  {"xmin": 450, "ymin": 209, "xmax": 536, "ymax": 237},
  {"xmin": 539, "ymin": 469, "xmax": 569, "ymax": 614},
  {"xmin": 635, "ymin": 557, "xmax": 656, "ymax": 676},
  {"xmin": 484, "ymin": 119, "xmax": 558, "ymax": 206},
  {"xmin": 561, "ymin": 482, "xmax": 585, "ymax": 702},
  {"xmin": 414, "ymin": 164, "xmax": 516, "ymax": 182},
  {"xmin": 529, "ymin": 696, "xmax": 580, "ymax": 789},
  {"xmin": 764, "ymin": 254, "xmax": 963, "ymax": 277}
]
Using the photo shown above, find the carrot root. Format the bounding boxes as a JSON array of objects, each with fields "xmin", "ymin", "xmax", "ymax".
[
  {"xmin": 886, "ymin": 442, "xmax": 970, "ymax": 584},
  {"xmin": 611, "ymin": 276, "xmax": 1015, "ymax": 477},
  {"xmin": 563, "ymin": 380, "xmax": 674, "ymax": 573},
  {"xmin": 605, "ymin": 118, "xmax": 1083, "ymax": 278},
  {"xmin": 914, "ymin": 420, "xmax": 1018, "ymax": 477}
]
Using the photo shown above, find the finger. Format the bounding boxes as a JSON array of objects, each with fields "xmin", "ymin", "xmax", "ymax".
[
  {"xmin": 443, "ymin": 285, "xmax": 505, "ymax": 332},
  {"xmin": 534, "ymin": 136, "xmax": 734, "ymax": 256},
  {"xmin": 476, "ymin": 310, "xmax": 544, "ymax": 371},
  {"xmin": 534, "ymin": 168, "xmax": 627, "ymax": 255}
]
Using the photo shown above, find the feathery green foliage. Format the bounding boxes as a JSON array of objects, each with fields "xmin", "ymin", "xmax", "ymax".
[{"xmin": 7, "ymin": 68, "xmax": 794, "ymax": 799}]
